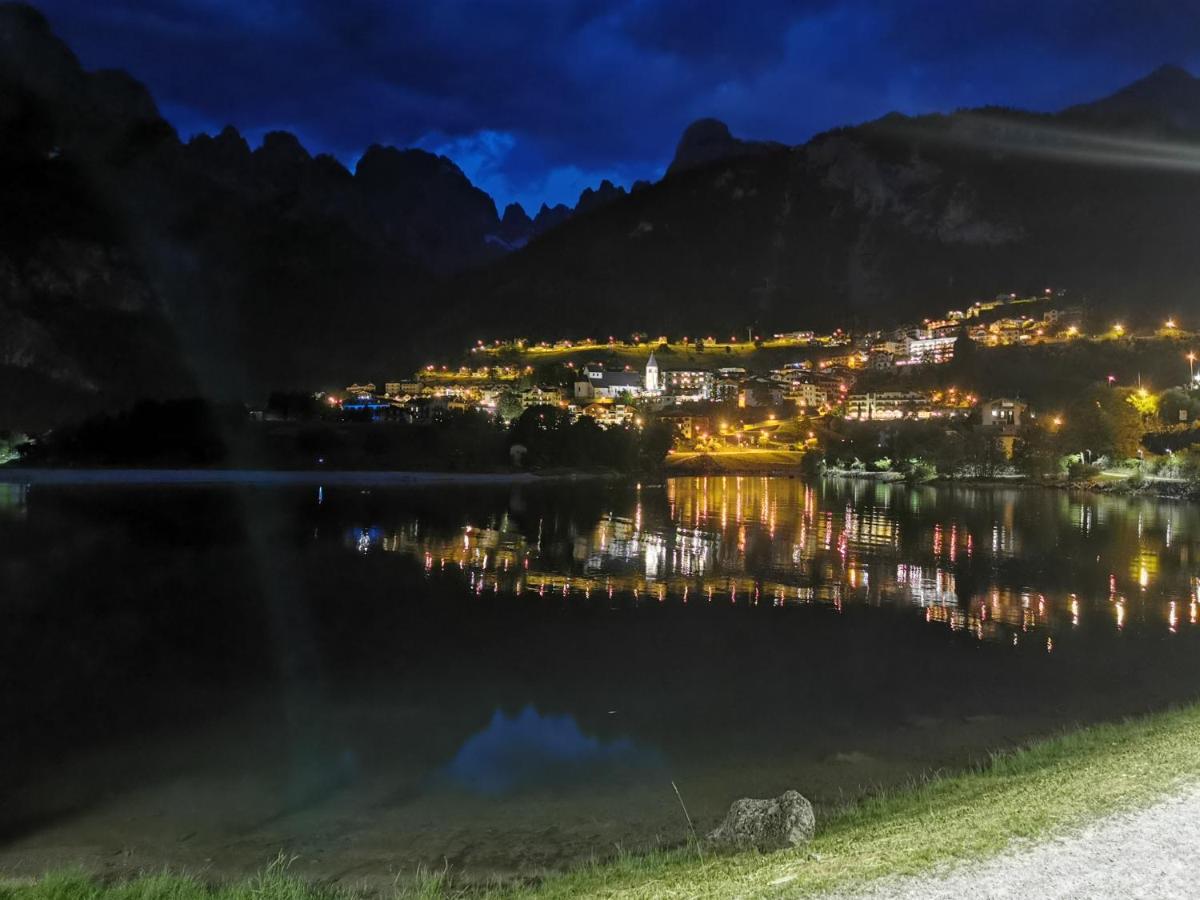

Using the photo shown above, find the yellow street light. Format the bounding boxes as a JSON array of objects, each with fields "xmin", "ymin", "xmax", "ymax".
[
  {"xmin": 1167, "ymin": 319, "xmax": 1178, "ymax": 329},
  {"xmin": 1113, "ymin": 323, "xmax": 1125, "ymax": 335}
]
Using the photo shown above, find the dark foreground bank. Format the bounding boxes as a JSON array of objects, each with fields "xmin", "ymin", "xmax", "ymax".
[{"xmin": 5, "ymin": 703, "xmax": 1200, "ymax": 899}]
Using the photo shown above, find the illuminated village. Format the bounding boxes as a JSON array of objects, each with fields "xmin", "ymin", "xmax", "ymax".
[
  {"xmin": 333, "ymin": 293, "xmax": 1066, "ymax": 418},
  {"xmin": 315, "ymin": 289, "xmax": 1192, "ymax": 470}
]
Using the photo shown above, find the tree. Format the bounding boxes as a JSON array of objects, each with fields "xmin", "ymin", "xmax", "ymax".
[
  {"xmin": 957, "ymin": 427, "xmax": 1002, "ymax": 478},
  {"xmin": 506, "ymin": 405, "xmax": 671, "ymax": 471},
  {"xmin": 1013, "ymin": 421, "xmax": 1066, "ymax": 477},
  {"xmin": 950, "ymin": 327, "xmax": 978, "ymax": 375},
  {"xmin": 21, "ymin": 398, "xmax": 231, "ymax": 466},
  {"xmin": 1159, "ymin": 388, "xmax": 1200, "ymax": 426},
  {"xmin": 497, "ymin": 391, "xmax": 524, "ymax": 421},
  {"xmin": 1126, "ymin": 387, "xmax": 1159, "ymax": 422},
  {"xmin": 638, "ymin": 421, "xmax": 675, "ymax": 468},
  {"xmin": 533, "ymin": 362, "xmax": 577, "ymax": 387},
  {"xmin": 267, "ymin": 391, "xmax": 318, "ymax": 420},
  {"xmin": 1061, "ymin": 386, "xmax": 1144, "ymax": 461}
]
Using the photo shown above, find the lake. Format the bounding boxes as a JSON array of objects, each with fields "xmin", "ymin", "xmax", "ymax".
[{"xmin": 3, "ymin": 475, "xmax": 1200, "ymax": 885}]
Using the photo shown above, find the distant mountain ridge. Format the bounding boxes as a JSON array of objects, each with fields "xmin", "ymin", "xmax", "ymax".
[
  {"xmin": 2, "ymin": 0, "xmax": 1200, "ymax": 431},
  {"xmin": 1062, "ymin": 63, "xmax": 1200, "ymax": 135},
  {"xmin": 0, "ymin": 1, "xmax": 631, "ymax": 428},
  {"xmin": 438, "ymin": 63, "xmax": 1200, "ymax": 344}
]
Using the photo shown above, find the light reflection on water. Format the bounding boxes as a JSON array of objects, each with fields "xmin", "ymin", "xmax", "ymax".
[
  {"xmin": 345, "ymin": 476, "xmax": 1200, "ymax": 644},
  {"xmin": 443, "ymin": 705, "xmax": 661, "ymax": 795},
  {"xmin": 9, "ymin": 477, "xmax": 1200, "ymax": 879}
]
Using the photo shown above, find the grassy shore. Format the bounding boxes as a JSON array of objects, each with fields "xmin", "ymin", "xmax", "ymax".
[
  {"xmin": 471, "ymin": 341, "xmax": 835, "ymax": 372},
  {"xmin": 7, "ymin": 703, "xmax": 1200, "ymax": 899}
]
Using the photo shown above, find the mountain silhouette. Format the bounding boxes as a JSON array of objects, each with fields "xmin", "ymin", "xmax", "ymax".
[
  {"xmin": 667, "ymin": 117, "xmax": 782, "ymax": 174},
  {"xmin": 439, "ymin": 67, "xmax": 1200, "ymax": 344},
  {"xmin": 2, "ymin": 1, "xmax": 1200, "ymax": 430}
]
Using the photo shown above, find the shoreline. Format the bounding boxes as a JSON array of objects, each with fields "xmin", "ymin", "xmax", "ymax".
[
  {"xmin": 0, "ymin": 467, "xmax": 625, "ymax": 487},
  {"xmin": 6, "ymin": 702, "xmax": 1200, "ymax": 898},
  {"xmin": 5, "ymin": 465, "xmax": 1198, "ymax": 499},
  {"xmin": 5, "ymin": 465, "xmax": 1199, "ymax": 503},
  {"xmin": 802, "ymin": 467, "xmax": 1200, "ymax": 502}
]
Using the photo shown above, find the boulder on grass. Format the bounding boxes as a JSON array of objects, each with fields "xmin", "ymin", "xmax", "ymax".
[{"xmin": 706, "ymin": 790, "xmax": 814, "ymax": 852}]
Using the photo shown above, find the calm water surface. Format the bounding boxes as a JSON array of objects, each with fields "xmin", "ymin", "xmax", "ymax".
[{"xmin": 3, "ymin": 476, "xmax": 1200, "ymax": 882}]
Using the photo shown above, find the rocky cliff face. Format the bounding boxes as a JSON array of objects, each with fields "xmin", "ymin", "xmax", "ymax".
[
  {"xmin": 667, "ymin": 117, "xmax": 783, "ymax": 175},
  {"xmin": 441, "ymin": 67, "xmax": 1200, "ymax": 342},
  {"xmin": 0, "ymin": 3, "xmax": 636, "ymax": 429},
  {"xmin": 4, "ymin": 0, "xmax": 1200, "ymax": 430}
]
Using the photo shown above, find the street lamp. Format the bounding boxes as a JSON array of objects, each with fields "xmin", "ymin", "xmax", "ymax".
[{"xmin": 1189, "ymin": 352, "xmax": 1197, "ymax": 386}]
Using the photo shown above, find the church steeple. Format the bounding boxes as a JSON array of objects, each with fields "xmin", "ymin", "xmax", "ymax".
[{"xmin": 645, "ymin": 351, "xmax": 659, "ymax": 393}]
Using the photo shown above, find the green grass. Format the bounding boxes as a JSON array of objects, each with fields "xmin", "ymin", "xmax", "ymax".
[
  {"xmin": 0, "ymin": 865, "xmax": 341, "ymax": 900},
  {"xmin": 473, "ymin": 342, "xmax": 840, "ymax": 373},
  {"xmin": 8, "ymin": 704, "xmax": 1200, "ymax": 900}
]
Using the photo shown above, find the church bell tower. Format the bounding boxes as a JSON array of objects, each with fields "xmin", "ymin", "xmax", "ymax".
[{"xmin": 645, "ymin": 351, "xmax": 659, "ymax": 393}]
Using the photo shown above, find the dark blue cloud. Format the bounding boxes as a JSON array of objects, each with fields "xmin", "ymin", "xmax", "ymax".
[{"xmin": 33, "ymin": 0, "xmax": 1200, "ymax": 212}]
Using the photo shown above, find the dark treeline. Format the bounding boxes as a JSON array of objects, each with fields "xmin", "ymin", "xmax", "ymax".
[
  {"xmin": 508, "ymin": 405, "xmax": 673, "ymax": 471},
  {"xmin": 17, "ymin": 399, "xmax": 674, "ymax": 473},
  {"xmin": 17, "ymin": 398, "xmax": 233, "ymax": 467}
]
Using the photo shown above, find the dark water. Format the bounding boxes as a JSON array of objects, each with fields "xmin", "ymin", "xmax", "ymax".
[{"xmin": 3, "ymin": 475, "xmax": 1200, "ymax": 882}]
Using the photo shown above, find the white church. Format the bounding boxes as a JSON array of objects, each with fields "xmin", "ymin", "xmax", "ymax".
[{"xmin": 574, "ymin": 352, "xmax": 660, "ymax": 400}]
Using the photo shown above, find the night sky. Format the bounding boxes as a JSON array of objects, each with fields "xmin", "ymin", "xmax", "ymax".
[{"xmin": 36, "ymin": 0, "xmax": 1200, "ymax": 212}]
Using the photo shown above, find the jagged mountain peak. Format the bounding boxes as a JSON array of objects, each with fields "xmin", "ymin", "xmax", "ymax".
[
  {"xmin": 501, "ymin": 202, "xmax": 531, "ymax": 226},
  {"xmin": 493, "ymin": 202, "xmax": 534, "ymax": 246},
  {"xmin": 255, "ymin": 130, "xmax": 311, "ymax": 164},
  {"xmin": 1062, "ymin": 63, "xmax": 1200, "ymax": 135},
  {"xmin": 534, "ymin": 202, "xmax": 572, "ymax": 230},
  {"xmin": 668, "ymin": 118, "xmax": 736, "ymax": 174},
  {"xmin": 667, "ymin": 117, "xmax": 783, "ymax": 175},
  {"xmin": 355, "ymin": 144, "xmax": 465, "ymax": 181},
  {"xmin": 575, "ymin": 179, "xmax": 627, "ymax": 214},
  {"xmin": 0, "ymin": 3, "xmax": 81, "ymax": 91}
]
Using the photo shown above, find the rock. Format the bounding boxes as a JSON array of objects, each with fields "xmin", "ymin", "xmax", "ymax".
[
  {"xmin": 667, "ymin": 117, "xmax": 784, "ymax": 175},
  {"xmin": 706, "ymin": 790, "xmax": 815, "ymax": 852},
  {"xmin": 532, "ymin": 202, "xmax": 572, "ymax": 234},
  {"xmin": 575, "ymin": 179, "xmax": 627, "ymax": 215}
]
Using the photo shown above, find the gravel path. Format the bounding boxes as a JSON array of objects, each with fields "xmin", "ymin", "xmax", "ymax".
[{"xmin": 834, "ymin": 783, "xmax": 1200, "ymax": 900}]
